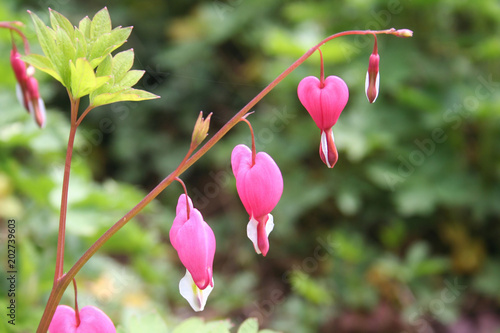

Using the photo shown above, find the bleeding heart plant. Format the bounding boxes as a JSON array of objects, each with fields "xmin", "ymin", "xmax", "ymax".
[{"xmin": 2, "ymin": 9, "xmax": 412, "ymax": 332}]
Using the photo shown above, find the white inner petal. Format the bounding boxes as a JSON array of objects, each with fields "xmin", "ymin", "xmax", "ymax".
[
  {"xmin": 320, "ymin": 131, "xmax": 330, "ymax": 168},
  {"xmin": 15, "ymin": 84, "xmax": 25, "ymax": 111},
  {"xmin": 365, "ymin": 71, "xmax": 370, "ymax": 96},
  {"xmin": 246, "ymin": 214, "xmax": 274, "ymax": 254},
  {"xmin": 374, "ymin": 72, "xmax": 380, "ymax": 102},
  {"xmin": 179, "ymin": 270, "xmax": 214, "ymax": 312}
]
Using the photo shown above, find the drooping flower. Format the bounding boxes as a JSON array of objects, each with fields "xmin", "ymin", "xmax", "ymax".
[
  {"xmin": 297, "ymin": 75, "xmax": 349, "ymax": 168},
  {"xmin": 10, "ymin": 45, "xmax": 46, "ymax": 128},
  {"xmin": 169, "ymin": 194, "xmax": 216, "ymax": 311},
  {"xmin": 231, "ymin": 144, "xmax": 283, "ymax": 256},
  {"xmin": 48, "ymin": 305, "xmax": 116, "ymax": 333},
  {"xmin": 365, "ymin": 35, "xmax": 380, "ymax": 103}
]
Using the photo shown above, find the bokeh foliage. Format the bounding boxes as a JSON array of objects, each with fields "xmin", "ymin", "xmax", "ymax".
[{"xmin": 1, "ymin": 0, "xmax": 500, "ymax": 332}]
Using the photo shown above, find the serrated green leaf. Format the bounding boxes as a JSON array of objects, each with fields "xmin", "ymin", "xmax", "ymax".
[
  {"xmin": 21, "ymin": 54, "xmax": 63, "ymax": 84},
  {"xmin": 91, "ymin": 88, "xmax": 159, "ymax": 107},
  {"xmin": 70, "ymin": 58, "xmax": 110, "ymax": 99},
  {"xmin": 237, "ymin": 318, "xmax": 259, "ymax": 333},
  {"xmin": 88, "ymin": 27, "xmax": 132, "ymax": 68},
  {"xmin": 78, "ymin": 16, "xmax": 91, "ymax": 40},
  {"xmin": 49, "ymin": 9, "xmax": 74, "ymax": 40},
  {"xmin": 91, "ymin": 7, "xmax": 112, "ymax": 40},
  {"xmin": 112, "ymin": 49, "xmax": 134, "ymax": 81}
]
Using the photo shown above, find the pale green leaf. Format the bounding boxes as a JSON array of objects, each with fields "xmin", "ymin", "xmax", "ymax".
[
  {"xmin": 96, "ymin": 54, "xmax": 113, "ymax": 77},
  {"xmin": 88, "ymin": 27, "xmax": 132, "ymax": 68},
  {"xmin": 49, "ymin": 8, "xmax": 75, "ymax": 40},
  {"xmin": 112, "ymin": 49, "xmax": 134, "ymax": 81},
  {"xmin": 78, "ymin": 16, "xmax": 91, "ymax": 40},
  {"xmin": 74, "ymin": 28, "xmax": 88, "ymax": 59},
  {"xmin": 21, "ymin": 54, "xmax": 63, "ymax": 84},
  {"xmin": 91, "ymin": 88, "xmax": 159, "ymax": 107},
  {"xmin": 237, "ymin": 318, "xmax": 259, "ymax": 333},
  {"xmin": 172, "ymin": 317, "xmax": 205, "ymax": 333},
  {"xmin": 70, "ymin": 58, "xmax": 110, "ymax": 99},
  {"xmin": 29, "ymin": 11, "xmax": 59, "ymax": 70},
  {"xmin": 55, "ymin": 27, "xmax": 76, "ymax": 86},
  {"xmin": 91, "ymin": 7, "xmax": 112, "ymax": 40},
  {"xmin": 205, "ymin": 320, "xmax": 232, "ymax": 333},
  {"xmin": 117, "ymin": 70, "xmax": 144, "ymax": 88}
]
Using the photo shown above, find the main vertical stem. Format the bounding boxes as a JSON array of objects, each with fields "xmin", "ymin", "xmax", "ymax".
[{"xmin": 54, "ymin": 97, "xmax": 79, "ymax": 284}]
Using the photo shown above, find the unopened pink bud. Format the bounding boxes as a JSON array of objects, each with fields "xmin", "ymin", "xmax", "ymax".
[
  {"xmin": 26, "ymin": 76, "xmax": 46, "ymax": 128},
  {"xmin": 365, "ymin": 53, "xmax": 380, "ymax": 103}
]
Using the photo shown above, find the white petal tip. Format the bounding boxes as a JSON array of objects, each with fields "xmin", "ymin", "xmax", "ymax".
[
  {"xmin": 179, "ymin": 270, "xmax": 214, "ymax": 312},
  {"xmin": 246, "ymin": 215, "xmax": 274, "ymax": 255}
]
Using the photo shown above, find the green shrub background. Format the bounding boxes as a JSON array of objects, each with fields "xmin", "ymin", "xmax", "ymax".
[{"xmin": 1, "ymin": 0, "xmax": 499, "ymax": 332}]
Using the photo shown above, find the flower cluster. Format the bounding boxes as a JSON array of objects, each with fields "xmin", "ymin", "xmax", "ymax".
[{"xmin": 297, "ymin": 35, "xmax": 382, "ymax": 168}]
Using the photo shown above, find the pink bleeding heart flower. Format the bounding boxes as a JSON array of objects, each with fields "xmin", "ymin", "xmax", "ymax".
[
  {"xmin": 231, "ymin": 144, "xmax": 283, "ymax": 256},
  {"xmin": 10, "ymin": 45, "xmax": 46, "ymax": 128},
  {"xmin": 169, "ymin": 194, "xmax": 216, "ymax": 311},
  {"xmin": 48, "ymin": 305, "xmax": 116, "ymax": 333},
  {"xmin": 297, "ymin": 75, "xmax": 348, "ymax": 168},
  {"xmin": 365, "ymin": 36, "xmax": 380, "ymax": 103}
]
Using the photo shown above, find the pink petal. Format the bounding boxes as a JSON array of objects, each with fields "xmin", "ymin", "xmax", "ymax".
[
  {"xmin": 231, "ymin": 145, "xmax": 283, "ymax": 219},
  {"xmin": 169, "ymin": 194, "xmax": 193, "ymax": 250},
  {"xmin": 48, "ymin": 305, "xmax": 116, "ymax": 333},
  {"xmin": 175, "ymin": 208, "xmax": 216, "ymax": 290},
  {"xmin": 297, "ymin": 75, "xmax": 349, "ymax": 130}
]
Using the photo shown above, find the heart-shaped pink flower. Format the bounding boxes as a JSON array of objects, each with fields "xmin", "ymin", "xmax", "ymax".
[
  {"xmin": 231, "ymin": 144, "xmax": 283, "ymax": 256},
  {"xmin": 297, "ymin": 75, "xmax": 349, "ymax": 130},
  {"xmin": 48, "ymin": 305, "xmax": 116, "ymax": 333}
]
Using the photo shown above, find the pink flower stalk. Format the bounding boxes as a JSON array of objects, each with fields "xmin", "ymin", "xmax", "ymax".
[
  {"xmin": 231, "ymin": 144, "xmax": 283, "ymax": 256},
  {"xmin": 365, "ymin": 36, "xmax": 380, "ymax": 103},
  {"xmin": 297, "ymin": 75, "xmax": 349, "ymax": 168},
  {"xmin": 169, "ymin": 194, "xmax": 216, "ymax": 311},
  {"xmin": 48, "ymin": 305, "xmax": 116, "ymax": 333},
  {"xmin": 10, "ymin": 45, "xmax": 46, "ymax": 128}
]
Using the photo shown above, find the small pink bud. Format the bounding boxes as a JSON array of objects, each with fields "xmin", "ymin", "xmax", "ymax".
[
  {"xmin": 231, "ymin": 144, "xmax": 283, "ymax": 256},
  {"xmin": 365, "ymin": 36, "xmax": 380, "ymax": 104},
  {"xmin": 10, "ymin": 48, "xmax": 27, "ymax": 83},
  {"xmin": 48, "ymin": 305, "xmax": 116, "ymax": 333},
  {"xmin": 365, "ymin": 53, "xmax": 380, "ymax": 103}
]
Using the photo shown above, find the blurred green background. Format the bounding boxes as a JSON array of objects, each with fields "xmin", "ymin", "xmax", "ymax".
[{"xmin": 1, "ymin": 0, "xmax": 500, "ymax": 332}]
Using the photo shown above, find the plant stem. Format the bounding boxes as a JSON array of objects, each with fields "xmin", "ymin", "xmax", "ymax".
[
  {"xmin": 53, "ymin": 97, "xmax": 79, "ymax": 284},
  {"xmin": 37, "ymin": 28, "xmax": 409, "ymax": 332}
]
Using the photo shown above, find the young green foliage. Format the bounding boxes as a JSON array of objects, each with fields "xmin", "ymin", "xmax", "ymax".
[{"xmin": 23, "ymin": 7, "xmax": 159, "ymax": 104}]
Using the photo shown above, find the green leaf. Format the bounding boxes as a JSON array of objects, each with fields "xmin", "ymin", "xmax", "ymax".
[
  {"xmin": 78, "ymin": 16, "xmax": 91, "ymax": 40},
  {"xmin": 117, "ymin": 70, "xmax": 144, "ymax": 87},
  {"xmin": 70, "ymin": 58, "xmax": 110, "ymax": 99},
  {"xmin": 172, "ymin": 317, "xmax": 205, "ymax": 333},
  {"xmin": 55, "ymin": 27, "xmax": 76, "ymax": 86},
  {"xmin": 49, "ymin": 8, "xmax": 75, "ymax": 40},
  {"xmin": 91, "ymin": 88, "xmax": 159, "ymax": 107},
  {"xmin": 74, "ymin": 28, "xmax": 88, "ymax": 59},
  {"xmin": 28, "ymin": 11, "xmax": 58, "ymax": 70},
  {"xmin": 237, "ymin": 318, "xmax": 259, "ymax": 333},
  {"xmin": 96, "ymin": 54, "xmax": 113, "ymax": 77},
  {"xmin": 112, "ymin": 49, "xmax": 135, "ymax": 81},
  {"xmin": 91, "ymin": 7, "xmax": 112, "ymax": 39},
  {"xmin": 21, "ymin": 54, "xmax": 63, "ymax": 84},
  {"xmin": 88, "ymin": 27, "xmax": 133, "ymax": 68}
]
